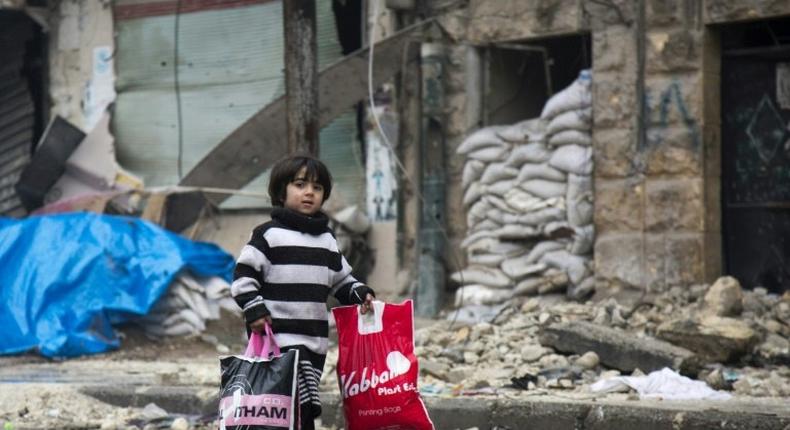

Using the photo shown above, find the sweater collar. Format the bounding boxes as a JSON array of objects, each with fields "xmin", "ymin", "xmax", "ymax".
[{"xmin": 271, "ymin": 207, "xmax": 330, "ymax": 235}]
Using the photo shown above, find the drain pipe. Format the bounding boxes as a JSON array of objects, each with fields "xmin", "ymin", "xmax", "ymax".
[{"xmin": 416, "ymin": 42, "xmax": 446, "ymax": 317}]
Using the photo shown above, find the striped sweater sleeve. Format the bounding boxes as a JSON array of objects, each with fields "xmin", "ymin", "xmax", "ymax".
[
  {"xmin": 231, "ymin": 227, "xmax": 272, "ymax": 324},
  {"xmin": 330, "ymin": 253, "xmax": 375, "ymax": 305}
]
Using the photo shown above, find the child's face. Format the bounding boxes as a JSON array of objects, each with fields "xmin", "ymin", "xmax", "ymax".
[{"xmin": 284, "ymin": 167, "xmax": 325, "ymax": 216}]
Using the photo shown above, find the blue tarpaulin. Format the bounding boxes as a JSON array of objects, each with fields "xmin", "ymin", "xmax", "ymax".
[{"xmin": 0, "ymin": 213, "xmax": 235, "ymax": 358}]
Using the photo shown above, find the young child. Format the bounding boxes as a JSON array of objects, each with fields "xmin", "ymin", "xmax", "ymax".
[{"xmin": 230, "ymin": 154, "xmax": 375, "ymax": 430}]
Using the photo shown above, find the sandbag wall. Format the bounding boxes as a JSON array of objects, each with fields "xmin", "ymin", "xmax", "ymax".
[{"xmin": 453, "ymin": 70, "xmax": 595, "ymax": 305}]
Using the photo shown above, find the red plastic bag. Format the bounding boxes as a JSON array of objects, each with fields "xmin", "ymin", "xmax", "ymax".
[{"xmin": 332, "ymin": 300, "xmax": 434, "ymax": 430}]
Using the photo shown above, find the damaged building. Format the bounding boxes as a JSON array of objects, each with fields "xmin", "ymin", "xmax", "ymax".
[{"xmin": 0, "ymin": 1, "xmax": 789, "ymax": 328}]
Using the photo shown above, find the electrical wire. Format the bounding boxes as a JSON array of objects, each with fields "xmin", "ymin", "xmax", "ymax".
[{"xmin": 366, "ymin": 1, "xmax": 467, "ymax": 327}]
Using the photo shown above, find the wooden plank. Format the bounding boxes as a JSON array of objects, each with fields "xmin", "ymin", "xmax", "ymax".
[{"xmin": 179, "ymin": 19, "xmax": 433, "ymax": 204}]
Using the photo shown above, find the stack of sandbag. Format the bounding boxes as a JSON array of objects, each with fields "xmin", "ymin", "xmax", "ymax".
[
  {"xmin": 133, "ymin": 272, "xmax": 240, "ymax": 338},
  {"xmin": 453, "ymin": 69, "xmax": 594, "ymax": 306}
]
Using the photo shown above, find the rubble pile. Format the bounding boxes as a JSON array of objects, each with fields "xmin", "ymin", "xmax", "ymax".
[
  {"xmin": 452, "ymin": 70, "xmax": 595, "ymax": 306},
  {"xmin": 322, "ymin": 278, "xmax": 790, "ymax": 399}
]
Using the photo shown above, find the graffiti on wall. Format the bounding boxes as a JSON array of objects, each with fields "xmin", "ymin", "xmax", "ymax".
[{"xmin": 642, "ymin": 79, "xmax": 701, "ymax": 152}]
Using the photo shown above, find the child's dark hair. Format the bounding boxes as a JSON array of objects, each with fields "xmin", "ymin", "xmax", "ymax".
[{"xmin": 268, "ymin": 154, "xmax": 333, "ymax": 207}]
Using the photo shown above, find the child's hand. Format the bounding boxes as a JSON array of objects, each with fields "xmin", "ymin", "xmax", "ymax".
[
  {"xmin": 359, "ymin": 293, "xmax": 375, "ymax": 314},
  {"xmin": 249, "ymin": 315, "xmax": 273, "ymax": 333}
]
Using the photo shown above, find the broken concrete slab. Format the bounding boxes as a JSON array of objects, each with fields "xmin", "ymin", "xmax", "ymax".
[
  {"xmin": 539, "ymin": 320, "xmax": 701, "ymax": 375},
  {"xmin": 656, "ymin": 316, "xmax": 760, "ymax": 363}
]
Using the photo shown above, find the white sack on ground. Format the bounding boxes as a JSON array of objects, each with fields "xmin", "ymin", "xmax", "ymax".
[
  {"xmin": 462, "ymin": 160, "xmax": 486, "ymax": 189},
  {"xmin": 590, "ymin": 368, "xmax": 732, "ymax": 401},
  {"xmin": 548, "ymin": 129, "xmax": 593, "ymax": 147},
  {"xmin": 466, "ymin": 237, "xmax": 525, "ymax": 256},
  {"xmin": 497, "ymin": 118, "xmax": 548, "ymax": 143},
  {"xmin": 541, "ymin": 69, "xmax": 592, "ymax": 120},
  {"xmin": 463, "ymin": 182, "xmax": 484, "ymax": 207},
  {"xmin": 492, "ymin": 224, "xmax": 539, "ymax": 240},
  {"xmin": 520, "ymin": 179, "xmax": 567, "ymax": 200},
  {"xmin": 456, "ymin": 126, "xmax": 509, "ymax": 154},
  {"xmin": 460, "ymin": 228, "xmax": 495, "ymax": 249},
  {"xmin": 502, "ymin": 253, "xmax": 548, "ymax": 279},
  {"xmin": 513, "ymin": 207, "xmax": 565, "ymax": 227},
  {"xmin": 503, "ymin": 188, "xmax": 564, "ymax": 213},
  {"xmin": 505, "ymin": 143, "xmax": 552, "ymax": 166},
  {"xmin": 549, "ymin": 144, "xmax": 593, "ymax": 175},
  {"xmin": 486, "ymin": 179, "xmax": 518, "ymax": 197},
  {"xmin": 450, "ymin": 266, "xmax": 512, "ymax": 288},
  {"xmin": 454, "ymin": 284, "xmax": 512, "ymax": 306},
  {"xmin": 485, "ymin": 195, "xmax": 519, "ymax": 214},
  {"xmin": 566, "ymin": 174, "xmax": 593, "ymax": 226},
  {"xmin": 546, "ymin": 108, "xmax": 592, "ymax": 135},
  {"xmin": 517, "ymin": 163, "xmax": 567, "ymax": 182}
]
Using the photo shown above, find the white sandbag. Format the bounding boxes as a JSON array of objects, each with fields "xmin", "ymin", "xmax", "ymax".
[
  {"xmin": 492, "ymin": 224, "xmax": 539, "ymax": 240},
  {"xmin": 486, "ymin": 179, "xmax": 518, "ymax": 197},
  {"xmin": 566, "ymin": 174, "xmax": 594, "ymax": 226},
  {"xmin": 520, "ymin": 179, "xmax": 567, "ymax": 199},
  {"xmin": 503, "ymin": 189, "xmax": 565, "ymax": 213},
  {"xmin": 501, "ymin": 253, "xmax": 548, "ymax": 279},
  {"xmin": 496, "ymin": 118, "xmax": 548, "ymax": 143},
  {"xmin": 525, "ymin": 240, "xmax": 565, "ymax": 264},
  {"xmin": 539, "ymin": 249, "xmax": 589, "ymax": 285},
  {"xmin": 516, "ymin": 207, "xmax": 566, "ymax": 226},
  {"xmin": 569, "ymin": 224, "xmax": 594, "ymax": 255},
  {"xmin": 468, "ymin": 145, "xmax": 510, "ymax": 162},
  {"xmin": 548, "ymin": 144, "xmax": 593, "ymax": 175},
  {"xmin": 454, "ymin": 284, "xmax": 512, "ymax": 306},
  {"xmin": 457, "ymin": 126, "xmax": 508, "ymax": 154},
  {"xmin": 543, "ymin": 220, "xmax": 574, "ymax": 239},
  {"xmin": 546, "ymin": 108, "xmax": 592, "ymax": 135},
  {"xmin": 480, "ymin": 162, "xmax": 519, "ymax": 185},
  {"xmin": 485, "ymin": 195, "xmax": 518, "ymax": 214},
  {"xmin": 568, "ymin": 275, "xmax": 596, "ymax": 301},
  {"xmin": 463, "ymin": 181, "xmax": 484, "ymax": 207},
  {"xmin": 512, "ymin": 277, "xmax": 546, "ymax": 296},
  {"xmin": 468, "ymin": 253, "xmax": 507, "ymax": 267},
  {"xmin": 467, "ymin": 198, "xmax": 490, "ymax": 225},
  {"xmin": 470, "ymin": 218, "xmax": 501, "ymax": 233},
  {"xmin": 548, "ymin": 129, "xmax": 592, "ymax": 147},
  {"xmin": 462, "ymin": 160, "xmax": 486, "ymax": 189},
  {"xmin": 517, "ymin": 163, "xmax": 566, "ymax": 182},
  {"xmin": 460, "ymin": 229, "xmax": 496, "ymax": 249},
  {"xmin": 189, "ymin": 290, "xmax": 213, "ymax": 320},
  {"xmin": 467, "ymin": 237, "xmax": 525, "ymax": 256},
  {"xmin": 541, "ymin": 69, "xmax": 592, "ymax": 120},
  {"xmin": 450, "ymin": 266, "xmax": 512, "ymax": 288},
  {"xmin": 505, "ymin": 143, "xmax": 552, "ymax": 166}
]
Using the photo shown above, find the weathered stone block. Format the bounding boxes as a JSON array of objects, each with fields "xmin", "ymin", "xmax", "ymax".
[
  {"xmin": 705, "ymin": 0, "xmax": 790, "ymax": 24},
  {"xmin": 647, "ymin": 0, "xmax": 703, "ymax": 28},
  {"xmin": 593, "ymin": 72, "xmax": 636, "ymax": 129},
  {"xmin": 592, "ymin": 26, "xmax": 633, "ymax": 73},
  {"xmin": 593, "ymin": 127, "xmax": 637, "ymax": 178},
  {"xmin": 645, "ymin": 233, "xmax": 704, "ymax": 289},
  {"xmin": 645, "ymin": 29, "xmax": 703, "ymax": 74},
  {"xmin": 594, "ymin": 233, "xmax": 644, "ymax": 287},
  {"xmin": 595, "ymin": 179, "xmax": 644, "ymax": 233},
  {"xmin": 466, "ymin": 0, "xmax": 583, "ymax": 43},
  {"xmin": 644, "ymin": 125, "xmax": 703, "ymax": 176},
  {"xmin": 656, "ymin": 315, "xmax": 759, "ymax": 363},
  {"xmin": 645, "ymin": 178, "xmax": 704, "ymax": 232},
  {"xmin": 585, "ymin": 0, "xmax": 635, "ymax": 30},
  {"xmin": 643, "ymin": 73, "xmax": 703, "ymax": 130}
]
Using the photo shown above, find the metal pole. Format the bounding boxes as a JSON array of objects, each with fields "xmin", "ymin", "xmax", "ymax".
[
  {"xmin": 283, "ymin": 0, "xmax": 319, "ymax": 155},
  {"xmin": 416, "ymin": 43, "xmax": 446, "ymax": 317}
]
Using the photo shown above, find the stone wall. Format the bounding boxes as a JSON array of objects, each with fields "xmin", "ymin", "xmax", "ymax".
[{"xmin": 431, "ymin": 0, "xmax": 790, "ymax": 294}]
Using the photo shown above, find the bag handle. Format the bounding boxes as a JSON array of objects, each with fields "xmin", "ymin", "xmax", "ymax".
[{"xmin": 244, "ymin": 323, "xmax": 280, "ymax": 358}]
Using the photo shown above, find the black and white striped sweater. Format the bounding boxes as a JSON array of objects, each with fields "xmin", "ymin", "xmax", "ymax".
[{"xmin": 231, "ymin": 207, "xmax": 374, "ymax": 417}]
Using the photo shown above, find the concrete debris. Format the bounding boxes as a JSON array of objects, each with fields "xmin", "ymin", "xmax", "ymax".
[
  {"xmin": 320, "ymin": 278, "xmax": 790, "ymax": 402},
  {"xmin": 656, "ymin": 316, "xmax": 760, "ymax": 363},
  {"xmin": 453, "ymin": 70, "xmax": 595, "ymax": 306}
]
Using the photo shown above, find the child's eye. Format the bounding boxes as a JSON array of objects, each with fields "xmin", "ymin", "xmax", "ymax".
[{"xmin": 314, "ymin": 185, "xmax": 323, "ymax": 192}]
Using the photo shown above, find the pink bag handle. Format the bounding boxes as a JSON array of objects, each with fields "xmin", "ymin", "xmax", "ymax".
[{"xmin": 244, "ymin": 323, "xmax": 280, "ymax": 358}]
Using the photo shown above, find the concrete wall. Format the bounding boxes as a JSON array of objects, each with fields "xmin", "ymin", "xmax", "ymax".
[{"xmin": 427, "ymin": 0, "xmax": 790, "ymax": 294}]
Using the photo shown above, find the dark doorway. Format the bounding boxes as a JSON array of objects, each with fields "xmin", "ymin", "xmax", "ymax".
[
  {"xmin": 484, "ymin": 33, "xmax": 591, "ymax": 126},
  {"xmin": 0, "ymin": 10, "xmax": 48, "ymax": 217},
  {"xmin": 721, "ymin": 17, "xmax": 790, "ymax": 293}
]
